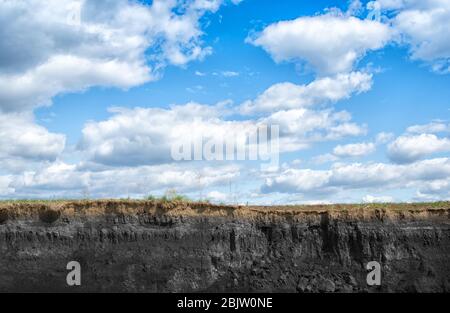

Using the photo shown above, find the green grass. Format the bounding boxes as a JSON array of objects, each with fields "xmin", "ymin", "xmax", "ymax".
[{"xmin": 146, "ymin": 190, "xmax": 191, "ymax": 203}]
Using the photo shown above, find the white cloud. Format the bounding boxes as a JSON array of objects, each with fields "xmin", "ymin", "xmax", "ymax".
[
  {"xmin": 78, "ymin": 92, "xmax": 366, "ymax": 166},
  {"xmin": 17, "ymin": 162, "xmax": 89, "ymax": 192},
  {"xmin": 362, "ymin": 194, "xmax": 395, "ymax": 203},
  {"xmin": 78, "ymin": 102, "xmax": 257, "ymax": 166},
  {"xmin": 388, "ymin": 133, "xmax": 450, "ymax": 163},
  {"xmin": 0, "ymin": 0, "xmax": 238, "ymax": 112},
  {"xmin": 0, "ymin": 112, "xmax": 65, "ymax": 164},
  {"xmin": 374, "ymin": 0, "xmax": 450, "ymax": 73},
  {"xmin": 262, "ymin": 157, "xmax": 450, "ymax": 198},
  {"xmin": 375, "ymin": 131, "xmax": 394, "ymax": 144},
  {"xmin": 314, "ymin": 134, "xmax": 388, "ymax": 164},
  {"xmin": 5, "ymin": 0, "xmax": 450, "ymax": 204},
  {"xmin": 262, "ymin": 108, "xmax": 367, "ymax": 152},
  {"xmin": 7, "ymin": 161, "xmax": 240, "ymax": 199},
  {"xmin": 0, "ymin": 55, "xmax": 151, "ymax": 112},
  {"xmin": 415, "ymin": 178, "xmax": 450, "ymax": 200},
  {"xmin": 240, "ymin": 72, "xmax": 372, "ymax": 114},
  {"xmin": 250, "ymin": 0, "xmax": 450, "ymax": 75},
  {"xmin": 371, "ymin": 0, "xmax": 408, "ymax": 10},
  {"xmin": 326, "ymin": 122, "xmax": 368, "ymax": 139},
  {"xmin": 312, "ymin": 153, "xmax": 339, "ymax": 165},
  {"xmin": 195, "ymin": 70, "xmax": 207, "ymax": 76},
  {"xmin": 206, "ymin": 190, "xmax": 228, "ymax": 202},
  {"xmin": 393, "ymin": 1, "xmax": 450, "ymax": 65},
  {"xmin": 263, "ymin": 168, "xmax": 331, "ymax": 193},
  {"xmin": 186, "ymin": 85, "xmax": 204, "ymax": 93},
  {"xmin": 0, "ymin": 176, "xmax": 14, "ymax": 196},
  {"xmin": 347, "ymin": 0, "xmax": 364, "ymax": 16},
  {"xmin": 249, "ymin": 13, "xmax": 391, "ymax": 75},
  {"xmin": 406, "ymin": 121, "xmax": 450, "ymax": 134},
  {"xmin": 333, "ymin": 142, "xmax": 376, "ymax": 158},
  {"xmin": 221, "ymin": 71, "xmax": 240, "ymax": 77}
]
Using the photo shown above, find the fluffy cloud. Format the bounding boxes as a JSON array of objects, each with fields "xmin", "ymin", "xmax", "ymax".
[
  {"xmin": 78, "ymin": 100, "xmax": 366, "ymax": 166},
  {"xmin": 406, "ymin": 121, "xmax": 450, "ymax": 134},
  {"xmin": 263, "ymin": 108, "xmax": 366, "ymax": 152},
  {"xmin": 387, "ymin": 133, "xmax": 450, "ymax": 163},
  {"xmin": 249, "ymin": 13, "xmax": 391, "ymax": 75},
  {"xmin": 311, "ymin": 153, "xmax": 339, "ymax": 165},
  {"xmin": 206, "ymin": 190, "xmax": 228, "ymax": 202},
  {"xmin": 79, "ymin": 103, "xmax": 256, "ymax": 166},
  {"xmin": 362, "ymin": 194, "xmax": 395, "ymax": 203},
  {"xmin": 4, "ymin": 161, "xmax": 240, "ymax": 199},
  {"xmin": 240, "ymin": 72, "xmax": 372, "ymax": 114},
  {"xmin": 314, "ymin": 133, "xmax": 389, "ymax": 164},
  {"xmin": 250, "ymin": 0, "xmax": 450, "ymax": 75},
  {"xmin": 262, "ymin": 157, "xmax": 450, "ymax": 199},
  {"xmin": 375, "ymin": 132, "xmax": 394, "ymax": 144},
  {"xmin": 0, "ymin": 0, "xmax": 245, "ymax": 191},
  {"xmin": 4, "ymin": 0, "xmax": 448, "ymax": 204},
  {"xmin": 0, "ymin": 176, "xmax": 14, "ymax": 196},
  {"xmin": 0, "ymin": 55, "xmax": 152, "ymax": 112},
  {"xmin": 333, "ymin": 142, "xmax": 376, "ymax": 158},
  {"xmin": 416, "ymin": 179, "xmax": 450, "ymax": 200},
  {"xmin": 0, "ymin": 0, "xmax": 238, "ymax": 112},
  {"xmin": 0, "ymin": 112, "xmax": 65, "ymax": 164},
  {"xmin": 374, "ymin": 0, "xmax": 450, "ymax": 73}
]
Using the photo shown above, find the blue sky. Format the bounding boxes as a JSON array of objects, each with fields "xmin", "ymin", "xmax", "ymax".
[{"xmin": 1, "ymin": 0, "xmax": 450, "ymax": 203}]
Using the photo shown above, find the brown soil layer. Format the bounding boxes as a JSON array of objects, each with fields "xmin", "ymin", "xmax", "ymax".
[{"xmin": 0, "ymin": 200, "xmax": 449, "ymax": 292}]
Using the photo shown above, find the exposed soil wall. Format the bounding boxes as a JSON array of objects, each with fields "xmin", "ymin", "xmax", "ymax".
[{"xmin": 0, "ymin": 201, "xmax": 449, "ymax": 292}]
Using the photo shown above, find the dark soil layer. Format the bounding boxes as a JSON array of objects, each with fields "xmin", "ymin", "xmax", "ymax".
[{"xmin": 0, "ymin": 200, "xmax": 449, "ymax": 292}]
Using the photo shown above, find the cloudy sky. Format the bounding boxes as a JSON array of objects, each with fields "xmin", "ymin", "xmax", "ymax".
[{"xmin": 0, "ymin": 0, "xmax": 449, "ymax": 204}]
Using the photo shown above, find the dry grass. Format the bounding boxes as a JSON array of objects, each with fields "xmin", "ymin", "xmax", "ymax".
[{"xmin": 0, "ymin": 199, "xmax": 448, "ymax": 221}]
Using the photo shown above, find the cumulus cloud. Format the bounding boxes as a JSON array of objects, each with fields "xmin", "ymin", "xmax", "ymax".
[
  {"xmin": 249, "ymin": 13, "xmax": 391, "ymax": 75},
  {"xmin": 79, "ymin": 103, "xmax": 255, "ymax": 166},
  {"xmin": 250, "ymin": 0, "xmax": 450, "ymax": 75},
  {"xmin": 0, "ymin": 0, "xmax": 247, "ymax": 195},
  {"xmin": 240, "ymin": 72, "xmax": 372, "ymax": 114},
  {"xmin": 375, "ymin": 131, "xmax": 394, "ymax": 144},
  {"xmin": 314, "ymin": 135, "xmax": 385, "ymax": 164},
  {"xmin": 373, "ymin": 0, "xmax": 450, "ymax": 73},
  {"xmin": 4, "ymin": 0, "xmax": 448, "ymax": 204},
  {"xmin": 0, "ymin": 55, "xmax": 152, "ymax": 112},
  {"xmin": 387, "ymin": 133, "xmax": 450, "ymax": 163},
  {"xmin": 263, "ymin": 108, "xmax": 366, "ymax": 152},
  {"xmin": 0, "ymin": 112, "xmax": 65, "ymax": 164},
  {"xmin": 0, "ymin": 176, "xmax": 14, "ymax": 196},
  {"xmin": 311, "ymin": 153, "xmax": 339, "ymax": 165},
  {"xmin": 362, "ymin": 194, "xmax": 395, "ymax": 203},
  {"xmin": 406, "ymin": 121, "xmax": 450, "ymax": 134},
  {"xmin": 333, "ymin": 142, "xmax": 376, "ymax": 158},
  {"xmin": 78, "ymin": 99, "xmax": 366, "ymax": 166},
  {"xmin": 416, "ymin": 179, "xmax": 450, "ymax": 200},
  {"xmin": 195, "ymin": 70, "xmax": 207, "ymax": 76},
  {"xmin": 206, "ymin": 190, "xmax": 228, "ymax": 202},
  {"xmin": 263, "ymin": 168, "xmax": 332, "ymax": 194},
  {"xmin": 262, "ymin": 157, "xmax": 450, "ymax": 199},
  {"xmin": 0, "ymin": 0, "xmax": 239, "ymax": 112},
  {"xmin": 5, "ymin": 161, "xmax": 240, "ymax": 199}
]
